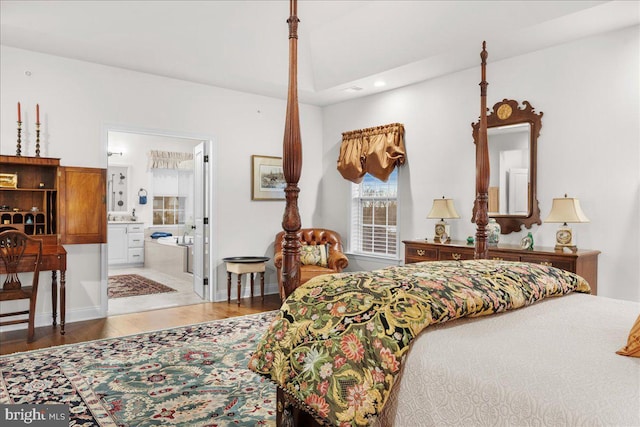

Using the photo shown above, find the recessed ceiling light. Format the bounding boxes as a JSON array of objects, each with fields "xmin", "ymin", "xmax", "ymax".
[
  {"xmin": 374, "ymin": 80, "xmax": 386, "ymax": 87},
  {"xmin": 343, "ymin": 86, "xmax": 364, "ymax": 92}
]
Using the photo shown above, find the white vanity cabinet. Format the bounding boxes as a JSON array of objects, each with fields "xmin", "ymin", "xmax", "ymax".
[{"xmin": 108, "ymin": 222, "xmax": 145, "ymax": 266}]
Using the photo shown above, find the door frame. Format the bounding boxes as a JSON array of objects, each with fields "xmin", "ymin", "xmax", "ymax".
[{"xmin": 100, "ymin": 123, "xmax": 217, "ymax": 317}]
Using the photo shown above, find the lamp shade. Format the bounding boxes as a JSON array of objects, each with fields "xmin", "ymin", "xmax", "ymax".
[
  {"xmin": 427, "ymin": 197, "xmax": 460, "ymax": 220},
  {"xmin": 544, "ymin": 195, "xmax": 589, "ymax": 223}
]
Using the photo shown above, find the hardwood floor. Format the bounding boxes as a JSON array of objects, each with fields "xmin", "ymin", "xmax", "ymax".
[{"xmin": 0, "ymin": 294, "xmax": 282, "ymax": 356}]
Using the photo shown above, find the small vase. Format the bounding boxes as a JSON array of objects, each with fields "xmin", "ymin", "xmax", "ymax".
[{"xmin": 487, "ymin": 218, "xmax": 501, "ymax": 246}]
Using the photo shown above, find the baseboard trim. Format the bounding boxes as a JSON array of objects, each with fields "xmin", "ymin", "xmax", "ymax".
[
  {"xmin": 213, "ymin": 282, "xmax": 279, "ymax": 303},
  {"xmin": 0, "ymin": 306, "xmax": 103, "ymax": 333}
]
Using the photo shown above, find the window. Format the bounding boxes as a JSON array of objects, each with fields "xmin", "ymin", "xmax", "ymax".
[
  {"xmin": 153, "ymin": 196, "xmax": 186, "ymax": 225},
  {"xmin": 151, "ymin": 169, "xmax": 193, "ymax": 226},
  {"xmin": 350, "ymin": 168, "xmax": 398, "ymax": 257}
]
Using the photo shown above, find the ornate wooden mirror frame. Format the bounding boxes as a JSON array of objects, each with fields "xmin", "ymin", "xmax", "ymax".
[{"xmin": 472, "ymin": 99, "xmax": 543, "ymax": 234}]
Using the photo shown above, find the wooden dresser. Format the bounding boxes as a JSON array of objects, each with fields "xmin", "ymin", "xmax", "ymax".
[{"xmin": 403, "ymin": 240, "xmax": 600, "ymax": 295}]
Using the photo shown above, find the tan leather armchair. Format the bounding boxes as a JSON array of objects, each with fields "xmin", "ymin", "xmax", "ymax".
[{"xmin": 274, "ymin": 228, "xmax": 349, "ymax": 300}]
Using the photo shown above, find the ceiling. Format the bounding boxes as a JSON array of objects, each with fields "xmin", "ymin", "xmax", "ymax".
[{"xmin": 1, "ymin": 1, "xmax": 638, "ymax": 106}]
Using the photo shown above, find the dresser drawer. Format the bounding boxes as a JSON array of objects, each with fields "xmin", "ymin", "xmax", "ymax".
[
  {"xmin": 488, "ymin": 252, "xmax": 521, "ymax": 262},
  {"xmin": 438, "ymin": 247, "xmax": 474, "ymax": 261},
  {"xmin": 405, "ymin": 245, "xmax": 437, "ymax": 262},
  {"xmin": 520, "ymin": 255, "xmax": 575, "ymax": 272}
]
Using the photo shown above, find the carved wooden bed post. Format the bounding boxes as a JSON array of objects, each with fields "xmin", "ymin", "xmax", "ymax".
[
  {"xmin": 281, "ymin": 0, "xmax": 302, "ymax": 298},
  {"xmin": 474, "ymin": 42, "xmax": 489, "ymax": 259}
]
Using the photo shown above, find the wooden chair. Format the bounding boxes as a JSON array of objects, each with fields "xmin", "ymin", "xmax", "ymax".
[{"xmin": 0, "ymin": 230, "xmax": 43, "ymax": 342}]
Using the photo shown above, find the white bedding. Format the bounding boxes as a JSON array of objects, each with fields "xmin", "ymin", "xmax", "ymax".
[{"xmin": 376, "ymin": 293, "xmax": 640, "ymax": 426}]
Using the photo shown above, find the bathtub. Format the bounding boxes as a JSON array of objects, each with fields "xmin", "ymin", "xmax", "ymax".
[
  {"xmin": 145, "ymin": 236, "xmax": 194, "ymax": 279},
  {"xmin": 157, "ymin": 235, "xmax": 194, "ymax": 246}
]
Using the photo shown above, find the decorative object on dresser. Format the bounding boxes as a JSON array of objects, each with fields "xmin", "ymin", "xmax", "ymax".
[
  {"xmin": 487, "ymin": 218, "xmax": 501, "ymax": 245},
  {"xmin": 16, "ymin": 102, "xmax": 22, "ymax": 156},
  {"xmin": 14, "ymin": 102, "xmax": 43, "ymax": 157},
  {"xmin": 427, "ymin": 196, "xmax": 460, "ymax": 243},
  {"xmin": 0, "ymin": 173, "xmax": 18, "ymax": 189},
  {"xmin": 471, "ymin": 99, "xmax": 543, "ymax": 234},
  {"xmin": 35, "ymin": 103, "xmax": 41, "ymax": 157},
  {"xmin": 544, "ymin": 194, "xmax": 589, "ymax": 252},
  {"xmin": 403, "ymin": 239, "xmax": 600, "ymax": 294},
  {"xmin": 521, "ymin": 231, "xmax": 534, "ymax": 250}
]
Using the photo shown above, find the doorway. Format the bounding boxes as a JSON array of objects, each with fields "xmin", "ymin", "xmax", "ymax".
[{"xmin": 105, "ymin": 128, "xmax": 212, "ymax": 316}]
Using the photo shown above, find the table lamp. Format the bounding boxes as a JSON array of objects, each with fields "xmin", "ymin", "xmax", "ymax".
[
  {"xmin": 544, "ymin": 194, "xmax": 589, "ymax": 252},
  {"xmin": 427, "ymin": 197, "xmax": 460, "ymax": 243}
]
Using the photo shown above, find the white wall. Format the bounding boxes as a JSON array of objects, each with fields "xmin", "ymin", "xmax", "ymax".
[
  {"xmin": 321, "ymin": 25, "xmax": 640, "ymax": 302},
  {"xmin": 0, "ymin": 46, "xmax": 324, "ymax": 324}
]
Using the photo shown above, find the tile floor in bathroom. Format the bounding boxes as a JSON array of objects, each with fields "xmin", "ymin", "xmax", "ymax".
[{"xmin": 107, "ymin": 266, "xmax": 205, "ymax": 316}]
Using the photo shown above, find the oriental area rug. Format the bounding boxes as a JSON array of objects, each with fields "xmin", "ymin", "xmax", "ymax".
[
  {"xmin": 108, "ymin": 274, "xmax": 177, "ymax": 299},
  {"xmin": 0, "ymin": 311, "xmax": 278, "ymax": 426}
]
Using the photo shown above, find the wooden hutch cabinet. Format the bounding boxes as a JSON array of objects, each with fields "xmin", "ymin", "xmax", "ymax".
[
  {"xmin": 0, "ymin": 155, "xmax": 107, "ymax": 245},
  {"xmin": 0, "ymin": 155, "xmax": 107, "ymax": 335},
  {"xmin": 403, "ymin": 240, "xmax": 600, "ymax": 295}
]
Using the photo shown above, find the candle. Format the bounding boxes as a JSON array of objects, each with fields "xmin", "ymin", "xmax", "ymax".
[
  {"xmin": 17, "ymin": 102, "xmax": 21, "ymax": 122},
  {"xmin": 36, "ymin": 104, "xmax": 40, "ymax": 123}
]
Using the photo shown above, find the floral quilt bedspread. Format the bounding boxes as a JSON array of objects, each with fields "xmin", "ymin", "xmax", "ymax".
[{"xmin": 248, "ymin": 260, "xmax": 591, "ymax": 426}]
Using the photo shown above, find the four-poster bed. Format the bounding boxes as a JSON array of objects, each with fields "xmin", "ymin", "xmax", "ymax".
[{"xmin": 250, "ymin": 1, "xmax": 640, "ymax": 426}]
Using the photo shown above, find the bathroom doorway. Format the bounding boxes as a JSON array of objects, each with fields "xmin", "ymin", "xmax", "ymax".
[{"xmin": 105, "ymin": 129, "xmax": 212, "ymax": 316}]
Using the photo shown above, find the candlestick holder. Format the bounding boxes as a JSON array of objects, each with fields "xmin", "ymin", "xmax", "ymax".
[
  {"xmin": 35, "ymin": 122, "xmax": 41, "ymax": 157},
  {"xmin": 16, "ymin": 121, "xmax": 22, "ymax": 156}
]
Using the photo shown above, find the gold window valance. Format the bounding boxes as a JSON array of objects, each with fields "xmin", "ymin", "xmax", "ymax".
[{"xmin": 337, "ymin": 123, "xmax": 406, "ymax": 183}]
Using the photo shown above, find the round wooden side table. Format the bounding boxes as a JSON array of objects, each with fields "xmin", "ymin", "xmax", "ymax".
[{"xmin": 222, "ymin": 256, "xmax": 270, "ymax": 305}]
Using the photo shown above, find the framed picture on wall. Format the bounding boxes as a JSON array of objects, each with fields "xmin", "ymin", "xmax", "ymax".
[{"xmin": 252, "ymin": 155, "xmax": 285, "ymax": 200}]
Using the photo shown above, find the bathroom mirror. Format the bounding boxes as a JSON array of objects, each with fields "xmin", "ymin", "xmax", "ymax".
[{"xmin": 472, "ymin": 99, "xmax": 543, "ymax": 234}]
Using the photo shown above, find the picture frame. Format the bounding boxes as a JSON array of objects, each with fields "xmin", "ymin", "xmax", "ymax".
[
  {"xmin": 0, "ymin": 173, "xmax": 18, "ymax": 189},
  {"xmin": 252, "ymin": 155, "xmax": 285, "ymax": 200}
]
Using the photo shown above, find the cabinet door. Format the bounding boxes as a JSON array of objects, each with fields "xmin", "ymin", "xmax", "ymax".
[
  {"xmin": 58, "ymin": 166, "xmax": 107, "ymax": 244},
  {"xmin": 108, "ymin": 224, "xmax": 128, "ymax": 264}
]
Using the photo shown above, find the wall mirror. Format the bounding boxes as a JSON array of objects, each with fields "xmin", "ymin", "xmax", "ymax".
[{"xmin": 472, "ymin": 99, "xmax": 543, "ymax": 234}]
